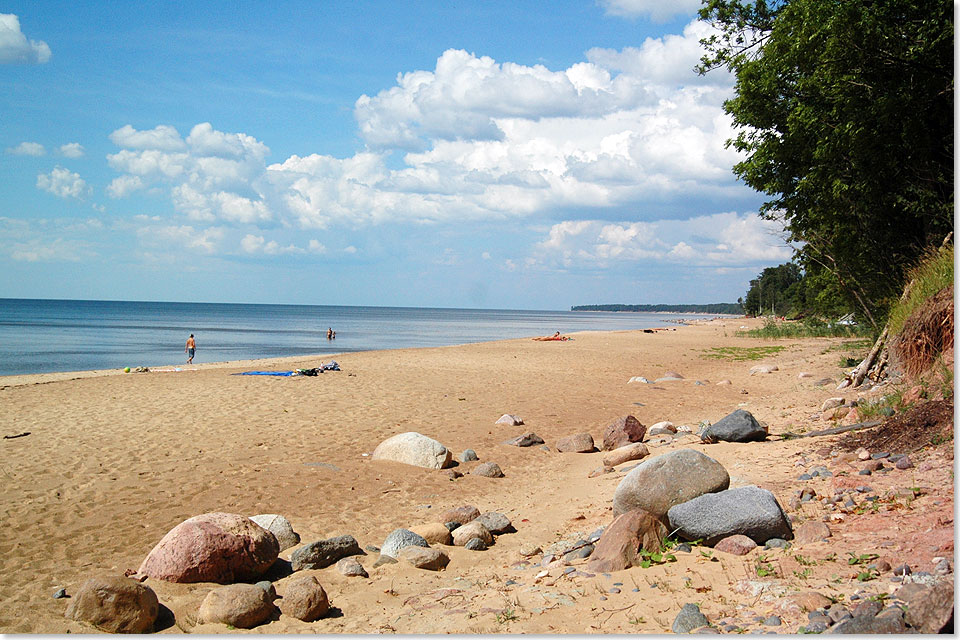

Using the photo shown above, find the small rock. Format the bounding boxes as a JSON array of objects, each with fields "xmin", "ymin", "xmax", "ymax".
[
  {"xmin": 501, "ymin": 432, "xmax": 542, "ymax": 447},
  {"xmin": 602, "ymin": 442, "xmax": 650, "ymax": 467},
  {"xmin": 438, "ymin": 505, "xmax": 480, "ymax": 525},
  {"xmin": 336, "ymin": 556, "xmax": 368, "ymax": 577},
  {"xmin": 672, "ymin": 603, "xmax": 710, "ymax": 633},
  {"xmin": 563, "ymin": 544, "xmax": 594, "ymax": 562},
  {"xmin": 802, "ymin": 621, "xmax": 828, "ymax": 633},
  {"xmin": 277, "ymin": 574, "xmax": 329, "ymax": 622},
  {"xmin": 602, "ymin": 415, "xmax": 647, "ymax": 451},
  {"xmin": 53, "ymin": 588, "xmax": 67, "ymax": 599},
  {"xmin": 451, "ymin": 521, "xmax": 493, "ymax": 547},
  {"xmin": 556, "ymin": 432, "xmax": 596, "ymax": 453},
  {"xmin": 714, "ymin": 534, "xmax": 757, "ymax": 556},
  {"xmin": 763, "ymin": 616, "xmax": 781, "ymax": 626},
  {"xmin": 495, "ymin": 414, "xmax": 523, "ymax": 426},
  {"xmin": 249, "ymin": 514, "xmax": 301, "ymax": 551},
  {"xmin": 459, "ymin": 449, "xmax": 478, "ymax": 462},
  {"xmin": 64, "ymin": 575, "xmax": 159, "ymax": 633},
  {"xmin": 464, "ymin": 538, "xmax": 488, "ymax": 551},
  {"xmin": 380, "ymin": 529, "xmax": 429, "ymax": 559},
  {"xmin": 471, "ymin": 462, "xmax": 505, "ymax": 477},
  {"xmin": 475, "ymin": 511, "xmax": 513, "ymax": 534},
  {"xmin": 290, "ymin": 535, "xmax": 363, "ymax": 571},
  {"xmin": 519, "ymin": 543, "xmax": 542, "ymax": 557},
  {"xmin": 398, "ymin": 546, "xmax": 451, "ymax": 569},
  {"xmin": 197, "ymin": 583, "xmax": 275, "ymax": 628},
  {"xmin": 893, "ymin": 564, "xmax": 912, "ymax": 576},
  {"xmin": 894, "ymin": 456, "xmax": 914, "ymax": 470},
  {"xmin": 765, "ymin": 538, "xmax": 790, "ymax": 549},
  {"xmin": 409, "ymin": 522, "xmax": 453, "ymax": 546}
]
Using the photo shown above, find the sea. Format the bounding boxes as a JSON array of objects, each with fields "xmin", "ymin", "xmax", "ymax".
[{"xmin": 0, "ymin": 298, "xmax": 720, "ymax": 377}]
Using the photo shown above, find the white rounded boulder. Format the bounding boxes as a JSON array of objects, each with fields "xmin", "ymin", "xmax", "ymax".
[{"xmin": 372, "ymin": 432, "xmax": 453, "ymax": 469}]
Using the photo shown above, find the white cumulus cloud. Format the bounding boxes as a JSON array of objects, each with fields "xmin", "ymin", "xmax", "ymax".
[
  {"xmin": 58, "ymin": 142, "xmax": 85, "ymax": 158},
  {"xmin": 6, "ymin": 141, "xmax": 45, "ymax": 156},
  {"xmin": 105, "ymin": 20, "xmax": 757, "ymax": 239},
  {"xmin": 36, "ymin": 167, "xmax": 91, "ymax": 199},
  {"xmin": 535, "ymin": 212, "xmax": 792, "ymax": 268},
  {"xmin": 0, "ymin": 14, "xmax": 51, "ymax": 64}
]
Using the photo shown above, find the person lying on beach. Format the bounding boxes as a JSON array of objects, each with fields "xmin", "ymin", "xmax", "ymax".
[{"xmin": 533, "ymin": 331, "xmax": 569, "ymax": 341}]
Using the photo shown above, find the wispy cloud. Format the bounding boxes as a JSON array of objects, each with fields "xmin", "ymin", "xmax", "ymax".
[{"xmin": 6, "ymin": 141, "xmax": 45, "ymax": 156}]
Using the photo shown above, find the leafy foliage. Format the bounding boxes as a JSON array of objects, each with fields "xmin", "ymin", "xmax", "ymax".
[{"xmin": 700, "ymin": 0, "xmax": 954, "ymax": 328}]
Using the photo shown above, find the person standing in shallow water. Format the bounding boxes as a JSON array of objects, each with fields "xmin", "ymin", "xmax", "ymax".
[{"xmin": 185, "ymin": 334, "xmax": 196, "ymax": 364}]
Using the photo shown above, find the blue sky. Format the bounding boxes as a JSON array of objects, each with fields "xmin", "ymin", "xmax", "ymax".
[{"xmin": 0, "ymin": 1, "xmax": 793, "ymax": 310}]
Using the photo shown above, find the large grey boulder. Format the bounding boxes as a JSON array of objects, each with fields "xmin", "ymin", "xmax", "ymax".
[
  {"xmin": 64, "ymin": 574, "xmax": 160, "ymax": 634},
  {"xmin": 380, "ymin": 528, "xmax": 430, "ymax": 559},
  {"xmin": 249, "ymin": 514, "xmax": 300, "ymax": 551},
  {"xmin": 372, "ymin": 432, "xmax": 453, "ymax": 469},
  {"xmin": 667, "ymin": 485, "xmax": 792, "ymax": 546},
  {"xmin": 290, "ymin": 534, "xmax": 363, "ymax": 571},
  {"xmin": 612, "ymin": 449, "xmax": 729, "ymax": 518},
  {"xmin": 700, "ymin": 409, "xmax": 766, "ymax": 443},
  {"xmin": 138, "ymin": 512, "xmax": 279, "ymax": 584}
]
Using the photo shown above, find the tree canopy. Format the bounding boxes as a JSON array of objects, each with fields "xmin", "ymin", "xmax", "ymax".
[{"xmin": 699, "ymin": 0, "xmax": 954, "ymax": 328}]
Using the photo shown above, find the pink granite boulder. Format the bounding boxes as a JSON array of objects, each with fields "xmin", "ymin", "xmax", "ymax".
[
  {"xmin": 138, "ymin": 512, "xmax": 280, "ymax": 584},
  {"xmin": 602, "ymin": 415, "xmax": 647, "ymax": 451}
]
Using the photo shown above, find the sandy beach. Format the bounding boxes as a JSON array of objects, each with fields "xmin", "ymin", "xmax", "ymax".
[{"xmin": 0, "ymin": 319, "xmax": 953, "ymax": 634}]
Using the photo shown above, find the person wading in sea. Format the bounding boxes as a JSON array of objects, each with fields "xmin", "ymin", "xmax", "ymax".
[{"xmin": 185, "ymin": 334, "xmax": 196, "ymax": 364}]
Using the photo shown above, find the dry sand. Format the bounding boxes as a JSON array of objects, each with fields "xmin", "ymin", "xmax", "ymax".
[{"xmin": 0, "ymin": 319, "xmax": 953, "ymax": 634}]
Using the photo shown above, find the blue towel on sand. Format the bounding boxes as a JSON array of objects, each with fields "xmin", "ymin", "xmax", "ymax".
[{"xmin": 235, "ymin": 371, "xmax": 296, "ymax": 376}]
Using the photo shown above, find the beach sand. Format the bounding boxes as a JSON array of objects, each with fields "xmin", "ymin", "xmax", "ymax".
[{"xmin": 0, "ymin": 319, "xmax": 952, "ymax": 634}]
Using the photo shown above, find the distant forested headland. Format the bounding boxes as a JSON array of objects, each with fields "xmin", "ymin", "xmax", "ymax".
[{"xmin": 571, "ymin": 303, "xmax": 743, "ymax": 314}]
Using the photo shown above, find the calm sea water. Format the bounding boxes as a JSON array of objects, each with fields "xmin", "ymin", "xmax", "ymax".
[{"xmin": 0, "ymin": 298, "xmax": 716, "ymax": 376}]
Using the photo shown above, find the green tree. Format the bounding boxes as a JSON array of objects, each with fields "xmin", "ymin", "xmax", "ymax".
[
  {"xmin": 699, "ymin": 0, "xmax": 954, "ymax": 328},
  {"xmin": 743, "ymin": 262, "xmax": 804, "ymax": 316}
]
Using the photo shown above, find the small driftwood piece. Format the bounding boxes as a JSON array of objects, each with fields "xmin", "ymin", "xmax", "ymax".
[
  {"xmin": 3, "ymin": 432, "xmax": 31, "ymax": 439},
  {"xmin": 778, "ymin": 420, "xmax": 881, "ymax": 440}
]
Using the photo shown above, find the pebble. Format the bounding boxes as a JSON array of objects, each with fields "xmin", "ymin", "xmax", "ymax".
[
  {"xmin": 893, "ymin": 564, "xmax": 912, "ymax": 576},
  {"xmin": 609, "ymin": 587, "xmax": 621, "ymax": 594},
  {"xmin": 763, "ymin": 616, "xmax": 781, "ymax": 626},
  {"xmin": 764, "ymin": 538, "xmax": 789, "ymax": 549},
  {"xmin": 870, "ymin": 452, "xmax": 890, "ymax": 459},
  {"xmin": 52, "ymin": 588, "xmax": 67, "ymax": 599},
  {"xmin": 675, "ymin": 543, "xmax": 693, "ymax": 553},
  {"xmin": 858, "ymin": 469, "xmax": 872, "ymax": 475},
  {"xmin": 802, "ymin": 621, "xmax": 828, "ymax": 633},
  {"xmin": 895, "ymin": 456, "xmax": 914, "ymax": 469},
  {"xmin": 798, "ymin": 473, "xmax": 813, "ymax": 481}
]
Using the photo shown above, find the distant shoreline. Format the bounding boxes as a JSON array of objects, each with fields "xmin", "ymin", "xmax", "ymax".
[{"xmin": 571, "ymin": 303, "xmax": 743, "ymax": 314}]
